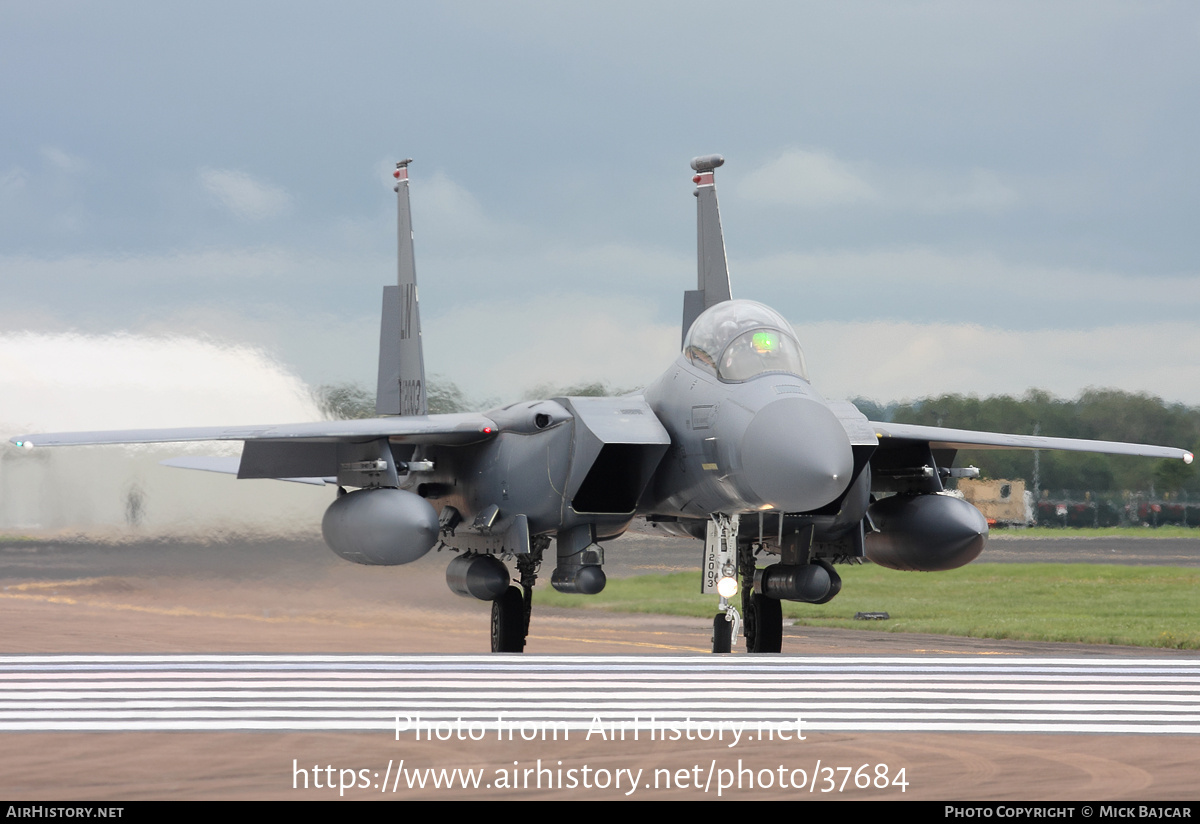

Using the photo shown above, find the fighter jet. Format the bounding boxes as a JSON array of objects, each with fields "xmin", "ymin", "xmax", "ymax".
[{"xmin": 11, "ymin": 155, "xmax": 1192, "ymax": 654}]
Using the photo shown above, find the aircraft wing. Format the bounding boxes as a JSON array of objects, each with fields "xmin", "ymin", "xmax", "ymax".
[
  {"xmin": 10, "ymin": 413, "xmax": 497, "ymax": 448},
  {"xmin": 158, "ymin": 456, "xmax": 334, "ymax": 486},
  {"xmin": 869, "ymin": 420, "xmax": 1193, "ymax": 462},
  {"xmin": 10, "ymin": 413, "xmax": 499, "ymax": 487}
]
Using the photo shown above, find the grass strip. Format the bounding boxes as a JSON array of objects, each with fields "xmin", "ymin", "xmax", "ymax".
[
  {"xmin": 995, "ymin": 526, "xmax": 1200, "ymax": 539},
  {"xmin": 536, "ymin": 563, "xmax": 1200, "ymax": 649}
]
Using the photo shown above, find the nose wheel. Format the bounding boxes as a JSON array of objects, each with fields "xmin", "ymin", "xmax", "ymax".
[
  {"xmin": 711, "ymin": 591, "xmax": 742, "ymax": 653},
  {"xmin": 712, "ymin": 612, "xmax": 734, "ymax": 653}
]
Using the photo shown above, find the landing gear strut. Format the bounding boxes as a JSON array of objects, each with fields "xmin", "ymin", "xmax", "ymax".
[
  {"xmin": 489, "ymin": 540, "xmax": 545, "ymax": 653},
  {"xmin": 704, "ymin": 514, "xmax": 741, "ymax": 653},
  {"xmin": 740, "ymin": 542, "xmax": 783, "ymax": 653}
]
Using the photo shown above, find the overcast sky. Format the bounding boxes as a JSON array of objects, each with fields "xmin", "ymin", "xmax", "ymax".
[{"xmin": 4, "ymin": 1, "xmax": 1200, "ymax": 424}]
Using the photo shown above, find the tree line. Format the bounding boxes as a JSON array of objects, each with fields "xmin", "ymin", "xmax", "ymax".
[{"xmin": 854, "ymin": 389, "xmax": 1200, "ymax": 495}]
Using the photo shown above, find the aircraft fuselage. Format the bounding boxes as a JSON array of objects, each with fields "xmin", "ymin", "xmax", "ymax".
[{"xmin": 640, "ymin": 354, "xmax": 854, "ymax": 519}]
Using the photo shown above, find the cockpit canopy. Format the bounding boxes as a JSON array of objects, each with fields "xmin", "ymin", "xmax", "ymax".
[{"xmin": 683, "ymin": 300, "xmax": 809, "ymax": 383}]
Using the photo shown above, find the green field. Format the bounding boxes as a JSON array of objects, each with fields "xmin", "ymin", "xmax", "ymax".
[
  {"xmin": 995, "ymin": 526, "xmax": 1200, "ymax": 539},
  {"xmin": 535, "ymin": 563, "xmax": 1200, "ymax": 649}
]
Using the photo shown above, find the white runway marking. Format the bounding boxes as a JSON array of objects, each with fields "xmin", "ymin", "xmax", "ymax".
[{"xmin": 0, "ymin": 655, "xmax": 1196, "ymax": 733}]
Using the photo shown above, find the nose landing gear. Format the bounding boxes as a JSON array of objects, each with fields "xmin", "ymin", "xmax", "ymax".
[
  {"xmin": 704, "ymin": 514, "xmax": 744, "ymax": 653},
  {"xmin": 712, "ymin": 610, "xmax": 736, "ymax": 653}
]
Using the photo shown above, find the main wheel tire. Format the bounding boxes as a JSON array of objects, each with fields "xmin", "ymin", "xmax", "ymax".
[
  {"xmin": 744, "ymin": 595, "xmax": 757, "ymax": 653},
  {"xmin": 712, "ymin": 613, "xmax": 732, "ymax": 654},
  {"xmin": 749, "ymin": 593, "xmax": 783, "ymax": 653},
  {"xmin": 491, "ymin": 586, "xmax": 526, "ymax": 653}
]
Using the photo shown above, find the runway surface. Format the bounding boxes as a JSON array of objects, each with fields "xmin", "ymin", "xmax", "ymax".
[
  {"xmin": 1, "ymin": 532, "xmax": 1198, "ymax": 799},
  {"xmin": 3, "ymin": 654, "xmax": 1199, "ymax": 735}
]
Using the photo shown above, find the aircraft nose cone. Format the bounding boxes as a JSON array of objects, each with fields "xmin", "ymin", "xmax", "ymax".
[{"xmin": 740, "ymin": 397, "xmax": 854, "ymax": 512}]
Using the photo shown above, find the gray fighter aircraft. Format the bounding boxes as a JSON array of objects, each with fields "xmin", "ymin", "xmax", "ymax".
[{"xmin": 12, "ymin": 156, "xmax": 1193, "ymax": 653}]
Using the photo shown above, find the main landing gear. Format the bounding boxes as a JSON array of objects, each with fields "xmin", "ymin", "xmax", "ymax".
[
  {"xmin": 491, "ymin": 553, "xmax": 539, "ymax": 653},
  {"xmin": 491, "ymin": 586, "xmax": 527, "ymax": 652},
  {"xmin": 744, "ymin": 593, "xmax": 783, "ymax": 653},
  {"xmin": 740, "ymin": 540, "xmax": 783, "ymax": 653}
]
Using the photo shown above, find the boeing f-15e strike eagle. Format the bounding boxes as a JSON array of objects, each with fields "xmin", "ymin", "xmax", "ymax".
[{"xmin": 12, "ymin": 155, "xmax": 1193, "ymax": 653}]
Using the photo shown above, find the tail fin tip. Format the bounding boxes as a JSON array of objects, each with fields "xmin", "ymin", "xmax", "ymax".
[{"xmin": 690, "ymin": 154, "xmax": 725, "ymax": 173}]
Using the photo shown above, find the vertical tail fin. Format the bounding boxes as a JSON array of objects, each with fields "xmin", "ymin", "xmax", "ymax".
[
  {"xmin": 681, "ymin": 154, "xmax": 732, "ymax": 347},
  {"xmin": 376, "ymin": 159, "xmax": 428, "ymax": 416}
]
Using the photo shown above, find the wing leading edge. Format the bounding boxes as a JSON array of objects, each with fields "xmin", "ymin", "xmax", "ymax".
[
  {"xmin": 869, "ymin": 420, "xmax": 1193, "ymax": 463},
  {"xmin": 10, "ymin": 412, "xmax": 497, "ymax": 449}
]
